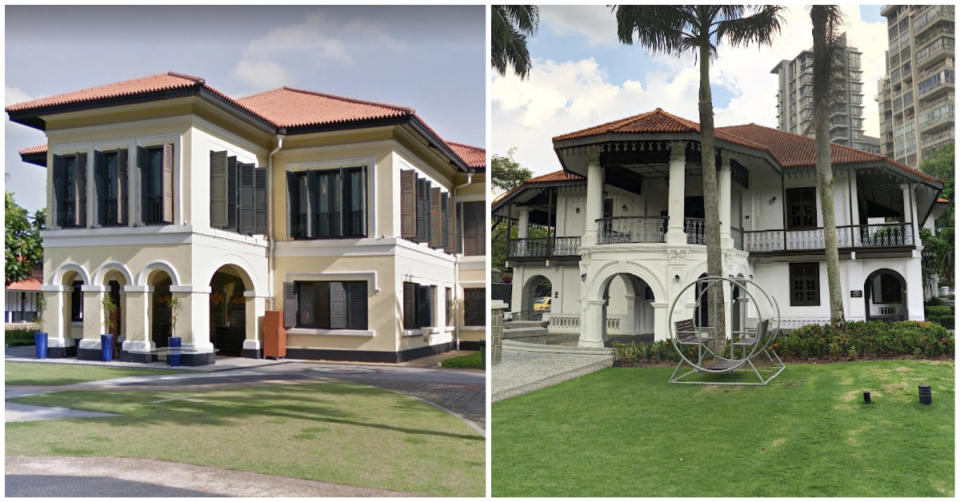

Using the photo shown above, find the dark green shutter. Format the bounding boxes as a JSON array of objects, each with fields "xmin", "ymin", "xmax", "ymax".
[
  {"xmin": 76, "ymin": 152, "xmax": 87, "ymax": 227},
  {"xmin": 162, "ymin": 144, "xmax": 174, "ymax": 223},
  {"xmin": 117, "ymin": 149, "xmax": 128, "ymax": 225},
  {"xmin": 286, "ymin": 171, "xmax": 300, "ymax": 238},
  {"xmin": 400, "ymin": 170, "xmax": 416, "ymax": 238},
  {"xmin": 403, "ymin": 282, "xmax": 416, "ymax": 330},
  {"xmin": 348, "ymin": 282, "xmax": 367, "ymax": 330},
  {"xmin": 254, "ymin": 167, "xmax": 267, "ymax": 235},
  {"xmin": 430, "ymin": 187, "xmax": 443, "ymax": 248},
  {"xmin": 52, "ymin": 155, "xmax": 66, "ymax": 227},
  {"xmin": 239, "ymin": 162, "xmax": 255, "ymax": 234},
  {"xmin": 226, "ymin": 156, "xmax": 238, "ymax": 230},
  {"xmin": 136, "ymin": 147, "xmax": 147, "ymax": 225},
  {"xmin": 282, "ymin": 282, "xmax": 297, "ymax": 328},
  {"xmin": 94, "ymin": 150, "xmax": 106, "ymax": 226},
  {"xmin": 329, "ymin": 281, "xmax": 347, "ymax": 329},
  {"xmin": 210, "ymin": 151, "xmax": 228, "ymax": 228},
  {"xmin": 441, "ymin": 193, "xmax": 449, "ymax": 251}
]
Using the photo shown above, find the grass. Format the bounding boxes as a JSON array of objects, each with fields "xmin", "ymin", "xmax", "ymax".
[
  {"xmin": 441, "ymin": 351, "xmax": 484, "ymax": 369},
  {"xmin": 492, "ymin": 360, "xmax": 954, "ymax": 497},
  {"xmin": 5, "ymin": 328, "xmax": 38, "ymax": 347},
  {"xmin": 5, "ymin": 362, "xmax": 184, "ymax": 386},
  {"xmin": 6, "ymin": 382, "xmax": 484, "ymax": 496}
]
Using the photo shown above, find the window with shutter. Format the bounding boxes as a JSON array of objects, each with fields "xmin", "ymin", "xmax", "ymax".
[
  {"xmin": 430, "ymin": 187, "xmax": 443, "ymax": 248},
  {"xmin": 316, "ymin": 170, "xmax": 340, "ymax": 238},
  {"xmin": 226, "ymin": 156, "xmax": 238, "ymax": 230},
  {"xmin": 94, "ymin": 151, "xmax": 106, "ymax": 226},
  {"xmin": 789, "ymin": 263, "xmax": 820, "ymax": 306},
  {"xmin": 348, "ymin": 282, "xmax": 367, "ymax": 329},
  {"xmin": 54, "ymin": 153, "xmax": 84, "ymax": 228},
  {"xmin": 415, "ymin": 284, "xmax": 435, "ymax": 328},
  {"xmin": 445, "ymin": 287, "xmax": 453, "ymax": 327},
  {"xmin": 71, "ymin": 280, "xmax": 84, "ymax": 322},
  {"xmin": 403, "ymin": 281, "xmax": 417, "ymax": 330},
  {"xmin": 254, "ymin": 167, "xmax": 267, "ymax": 235},
  {"xmin": 94, "ymin": 150, "xmax": 125, "ymax": 227},
  {"xmin": 117, "ymin": 149, "xmax": 128, "ymax": 225},
  {"xmin": 210, "ymin": 151, "xmax": 228, "ymax": 228},
  {"xmin": 329, "ymin": 281, "xmax": 347, "ymax": 329},
  {"xmin": 287, "ymin": 171, "xmax": 300, "ymax": 238},
  {"xmin": 441, "ymin": 193, "xmax": 449, "ymax": 251},
  {"xmin": 75, "ymin": 152, "xmax": 87, "ymax": 228},
  {"xmin": 162, "ymin": 144, "xmax": 174, "ymax": 223},
  {"xmin": 415, "ymin": 177, "xmax": 426, "ymax": 241},
  {"xmin": 285, "ymin": 168, "xmax": 366, "ymax": 240},
  {"xmin": 283, "ymin": 282, "xmax": 297, "ymax": 328},
  {"xmin": 342, "ymin": 167, "xmax": 365, "ymax": 237},
  {"xmin": 136, "ymin": 146, "xmax": 147, "ymax": 225},
  {"xmin": 448, "ymin": 196, "xmax": 458, "ymax": 252},
  {"xmin": 239, "ymin": 162, "xmax": 255, "ymax": 234},
  {"xmin": 294, "ymin": 281, "xmax": 368, "ymax": 330},
  {"xmin": 464, "ymin": 288, "xmax": 486, "ymax": 326},
  {"xmin": 400, "ymin": 170, "xmax": 416, "ymax": 238},
  {"xmin": 138, "ymin": 145, "xmax": 173, "ymax": 225},
  {"xmin": 299, "ymin": 174, "xmax": 312, "ymax": 238},
  {"xmin": 462, "ymin": 201, "xmax": 485, "ymax": 256}
]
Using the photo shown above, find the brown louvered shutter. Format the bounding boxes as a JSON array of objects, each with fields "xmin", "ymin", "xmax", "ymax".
[
  {"xmin": 52, "ymin": 155, "xmax": 66, "ymax": 228},
  {"xmin": 117, "ymin": 149, "xmax": 128, "ymax": 225},
  {"xmin": 162, "ymin": 144, "xmax": 174, "ymax": 223},
  {"xmin": 329, "ymin": 281, "xmax": 347, "ymax": 329},
  {"xmin": 76, "ymin": 152, "xmax": 87, "ymax": 227},
  {"xmin": 463, "ymin": 201, "xmax": 485, "ymax": 256},
  {"xmin": 283, "ymin": 282, "xmax": 297, "ymax": 328},
  {"xmin": 448, "ymin": 196, "xmax": 458, "ymax": 252},
  {"xmin": 93, "ymin": 150, "xmax": 106, "ymax": 226},
  {"xmin": 430, "ymin": 187, "xmax": 443, "ymax": 248},
  {"xmin": 400, "ymin": 169, "xmax": 416, "ymax": 238},
  {"xmin": 254, "ymin": 167, "xmax": 267, "ymax": 235},
  {"xmin": 136, "ymin": 147, "xmax": 147, "ymax": 225},
  {"xmin": 210, "ymin": 151, "xmax": 228, "ymax": 228},
  {"xmin": 348, "ymin": 282, "xmax": 367, "ymax": 330},
  {"xmin": 403, "ymin": 282, "xmax": 416, "ymax": 330},
  {"xmin": 239, "ymin": 162, "xmax": 255, "ymax": 234},
  {"xmin": 441, "ymin": 193, "xmax": 449, "ymax": 251}
]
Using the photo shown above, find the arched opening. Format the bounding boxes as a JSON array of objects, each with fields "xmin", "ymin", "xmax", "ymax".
[
  {"xmin": 209, "ymin": 264, "xmax": 253, "ymax": 357},
  {"xmin": 521, "ymin": 275, "xmax": 552, "ymax": 314},
  {"xmin": 601, "ymin": 273, "xmax": 655, "ymax": 346},
  {"xmin": 696, "ymin": 273, "xmax": 710, "ymax": 328},
  {"xmin": 148, "ymin": 270, "xmax": 173, "ymax": 351},
  {"xmin": 864, "ymin": 269, "xmax": 906, "ymax": 321},
  {"xmin": 100, "ymin": 269, "xmax": 128, "ymax": 355},
  {"xmin": 60, "ymin": 270, "xmax": 85, "ymax": 352}
]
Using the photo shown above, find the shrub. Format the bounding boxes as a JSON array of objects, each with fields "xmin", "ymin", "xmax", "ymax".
[
  {"xmin": 925, "ymin": 304, "xmax": 955, "ymax": 330},
  {"xmin": 926, "ymin": 296, "xmax": 943, "ymax": 306},
  {"xmin": 5, "ymin": 328, "xmax": 38, "ymax": 347}
]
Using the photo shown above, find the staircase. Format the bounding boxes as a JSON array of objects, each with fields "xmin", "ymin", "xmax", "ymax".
[{"xmin": 502, "ymin": 317, "xmax": 579, "ymax": 345}]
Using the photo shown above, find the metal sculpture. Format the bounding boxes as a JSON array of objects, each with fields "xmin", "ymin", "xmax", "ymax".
[{"xmin": 668, "ymin": 275, "xmax": 785, "ymax": 385}]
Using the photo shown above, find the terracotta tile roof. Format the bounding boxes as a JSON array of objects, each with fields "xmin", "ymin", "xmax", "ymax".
[
  {"xmin": 237, "ymin": 87, "xmax": 413, "ymax": 129},
  {"xmin": 18, "ymin": 144, "xmax": 47, "ymax": 155},
  {"xmin": 938, "ymin": 197, "xmax": 949, "ymax": 203},
  {"xmin": 494, "ymin": 170, "xmax": 584, "ymax": 208},
  {"xmin": 445, "ymin": 141, "xmax": 486, "ymax": 169},
  {"xmin": 6, "ymin": 276, "xmax": 42, "ymax": 291},
  {"xmin": 6, "ymin": 72, "xmax": 204, "ymax": 112}
]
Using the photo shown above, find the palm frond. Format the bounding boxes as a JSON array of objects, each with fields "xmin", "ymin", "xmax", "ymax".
[
  {"xmin": 492, "ymin": 5, "xmax": 540, "ymax": 78},
  {"xmin": 614, "ymin": 5, "xmax": 689, "ymax": 55},
  {"xmin": 715, "ymin": 5, "xmax": 784, "ymax": 48}
]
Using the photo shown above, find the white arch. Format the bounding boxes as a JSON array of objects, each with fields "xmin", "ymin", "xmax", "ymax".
[
  {"xmin": 590, "ymin": 260, "xmax": 665, "ymax": 302},
  {"xmin": 51, "ymin": 262, "xmax": 90, "ymax": 285},
  {"xmin": 92, "ymin": 261, "xmax": 135, "ymax": 285},
  {"xmin": 204, "ymin": 255, "xmax": 261, "ymax": 293},
  {"xmin": 137, "ymin": 260, "xmax": 182, "ymax": 286},
  {"xmin": 684, "ymin": 260, "xmax": 709, "ymax": 284}
]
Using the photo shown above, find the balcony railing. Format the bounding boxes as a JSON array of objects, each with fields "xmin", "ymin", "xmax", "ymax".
[
  {"xmin": 507, "ymin": 236, "xmax": 581, "ymax": 258},
  {"xmin": 685, "ymin": 217, "xmax": 705, "ymax": 245},
  {"xmin": 743, "ymin": 223, "xmax": 914, "ymax": 252},
  {"xmin": 731, "ymin": 227, "xmax": 744, "ymax": 250},
  {"xmin": 597, "ymin": 216, "xmax": 666, "ymax": 244}
]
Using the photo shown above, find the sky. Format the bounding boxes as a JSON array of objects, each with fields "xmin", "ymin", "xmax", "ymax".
[
  {"xmin": 492, "ymin": 5, "xmax": 889, "ymax": 178},
  {"xmin": 4, "ymin": 5, "xmax": 485, "ymax": 213}
]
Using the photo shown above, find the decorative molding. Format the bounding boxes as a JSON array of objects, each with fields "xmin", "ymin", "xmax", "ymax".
[
  {"xmin": 284, "ymin": 270, "xmax": 380, "ymax": 294},
  {"xmin": 287, "ymin": 328, "xmax": 375, "ymax": 337}
]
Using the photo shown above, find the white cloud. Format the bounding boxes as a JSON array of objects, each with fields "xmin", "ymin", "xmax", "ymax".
[
  {"xmin": 231, "ymin": 11, "xmax": 401, "ymax": 91},
  {"xmin": 5, "ymin": 86, "xmax": 33, "ymax": 105},
  {"xmin": 540, "ymin": 5, "xmax": 618, "ymax": 47},
  {"xmin": 493, "ymin": 5, "xmax": 889, "ymax": 176}
]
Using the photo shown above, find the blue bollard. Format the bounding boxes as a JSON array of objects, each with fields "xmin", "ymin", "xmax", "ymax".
[
  {"xmin": 101, "ymin": 334, "xmax": 114, "ymax": 362},
  {"xmin": 35, "ymin": 332, "xmax": 48, "ymax": 359},
  {"xmin": 168, "ymin": 337, "xmax": 182, "ymax": 367}
]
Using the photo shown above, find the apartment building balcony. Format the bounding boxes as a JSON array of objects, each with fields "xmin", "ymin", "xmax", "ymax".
[
  {"xmin": 507, "ymin": 236, "xmax": 581, "ymax": 260},
  {"xmin": 743, "ymin": 222, "xmax": 916, "ymax": 254},
  {"xmin": 922, "ymin": 128, "xmax": 955, "ymax": 147},
  {"xmin": 916, "ymin": 38, "xmax": 954, "ymax": 65},
  {"xmin": 917, "ymin": 59, "xmax": 954, "ymax": 82},
  {"xmin": 913, "ymin": 5, "xmax": 954, "ymax": 37}
]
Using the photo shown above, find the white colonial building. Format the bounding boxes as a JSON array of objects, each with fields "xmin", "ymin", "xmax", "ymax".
[{"xmin": 494, "ymin": 109, "xmax": 946, "ymax": 348}]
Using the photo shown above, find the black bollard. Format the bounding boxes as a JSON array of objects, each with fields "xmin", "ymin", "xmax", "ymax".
[
  {"xmin": 862, "ymin": 391, "xmax": 871, "ymax": 404},
  {"xmin": 918, "ymin": 385, "xmax": 932, "ymax": 406}
]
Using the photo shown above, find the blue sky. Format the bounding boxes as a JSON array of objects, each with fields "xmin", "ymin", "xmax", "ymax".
[
  {"xmin": 492, "ymin": 5, "xmax": 890, "ymax": 178},
  {"xmin": 5, "ymin": 5, "xmax": 485, "ymax": 213}
]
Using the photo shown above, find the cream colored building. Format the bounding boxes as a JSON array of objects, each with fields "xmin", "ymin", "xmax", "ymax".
[{"xmin": 8, "ymin": 72, "xmax": 486, "ymax": 365}]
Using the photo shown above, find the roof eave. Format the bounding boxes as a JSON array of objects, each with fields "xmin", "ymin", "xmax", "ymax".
[{"xmin": 19, "ymin": 150, "xmax": 47, "ymax": 167}]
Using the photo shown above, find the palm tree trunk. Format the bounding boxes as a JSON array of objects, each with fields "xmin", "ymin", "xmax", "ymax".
[
  {"xmin": 812, "ymin": 8, "xmax": 846, "ymax": 328},
  {"xmin": 698, "ymin": 41, "xmax": 726, "ymax": 352}
]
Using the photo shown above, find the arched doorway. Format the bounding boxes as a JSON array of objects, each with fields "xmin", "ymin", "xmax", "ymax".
[
  {"xmin": 521, "ymin": 274, "xmax": 552, "ymax": 314},
  {"xmin": 695, "ymin": 273, "xmax": 710, "ymax": 328},
  {"xmin": 864, "ymin": 269, "xmax": 906, "ymax": 321},
  {"xmin": 148, "ymin": 270, "xmax": 173, "ymax": 351},
  {"xmin": 600, "ymin": 273, "xmax": 655, "ymax": 346},
  {"xmin": 101, "ymin": 271, "xmax": 126, "ymax": 355},
  {"xmin": 209, "ymin": 265, "xmax": 252, "ymax": 357},
  {"xmin": 60, "ymin": 270, "xmax": 85, "ymax": 352}
]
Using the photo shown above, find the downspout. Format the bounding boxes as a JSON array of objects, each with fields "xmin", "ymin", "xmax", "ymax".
[
  {"xmin": 267, "ymin": 135, "xmax": 285, "ymax": 308},
  {"xmin": 452, "ymin": 172, "xmax": 474, "ymax": 351}
]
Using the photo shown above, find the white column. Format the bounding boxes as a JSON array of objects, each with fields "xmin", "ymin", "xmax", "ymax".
[
  {"xmin": 80, "ymin": 285, "xmax": 107, "ymax": 351},
  {"xmin": 719, "ymin": 155, "xmax": 733, "ymax": 248},
  {"xmin": 243, "ymin": 291, "xmax": 267, "ymax": 354},
  {"xmin": 901, "ymin": 183, "xmax": 919, "ymax": 249},
  {"xmin": 582, "ymin": 159, "xmax": 604, "ymax": 247},
  {"xmin": 517, "ymin": 206, "xmax": 530, "ymax": 239},
  {"xmin": 651, "ymin": 302, "xmax": 668, "ymax": 341},
  {"xmin": 579, "ymin": 298, "xmax": 605, "ymax": 348},
  {"xmin": 121, "ymin": 285, "xmax": 154, "ymax": 354},
  {"xmin": 40, "ymin": 285, "xmax": 70, "ymax": 348},
  {"xmin": 175, "ymin": 286, "xmax": 214, "ymax": 357},
  {"xmin": 665, "ymin": 142, "xmax": 687, "ymax": 245}
]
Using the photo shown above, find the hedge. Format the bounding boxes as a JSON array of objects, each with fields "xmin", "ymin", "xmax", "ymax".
[
  {"xmin": 5, "ymin": 328, "xmax": 38, "ymax": 348},
  {"xmin": 924, "ymin": 304, "xmax": 955, "ymax": 330},
  {"xmin": 612, "ymin": 321, "xmax": 953, "ymax": 364}
]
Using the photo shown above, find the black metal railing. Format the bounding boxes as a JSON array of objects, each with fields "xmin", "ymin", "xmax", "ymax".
[
  {"xmin": 507, "ymin": 236, "xmax": 581, "ymax": 258},
  {"xmin": 597, "ymin": 216, "xmax": 666, "ymax": 244},
  {"xmin": 742, "ymin": 222, "xmax": 914, "ymax": 252}
]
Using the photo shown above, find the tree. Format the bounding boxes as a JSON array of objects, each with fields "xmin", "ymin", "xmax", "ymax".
[
  {"xmin": 920, "ymin": 143, "xmax": 955, "ymax": 288},
  {"xmin": 492, "ymin": 148, "xmax": 533, "ymax": 192},
  {"xmin": 5, "ymin": 192, "xmax": 45, "ymax": 285},
  {"xmin": 810, "ymin": 5, "xmax": 846, "ymax": 328},
  {"xmin": 616, "ymin": 5, "xmax": 783, "ymax": 351},
  {"xmin": 492, "ymin": 5, "xmax": 540, "ymax": 79}
]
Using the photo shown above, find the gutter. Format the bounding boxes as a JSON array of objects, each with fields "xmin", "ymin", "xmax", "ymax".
[
  {"xmin": 267, "ymin": 135, "xmax": 285, "ymax": 307},
  {"xmin": 452, "ymin": 173, "xmax": 474, "ymax": 351}
]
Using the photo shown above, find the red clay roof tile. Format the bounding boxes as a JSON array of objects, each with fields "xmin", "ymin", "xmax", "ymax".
[
  {"xmin": 236, "ymin": 87, "xmax": 413, "ymax": 129},
  {"xmin": 18, "ymin": 144, "xmax": 47, "ymax": 155},
  {"xmin": 445, "ymin": 141, "xmax": 486, "ymax": 169},
  {"xmin": 5, "ymin": 72, "xmax": 204, "ymax": 112},
  {"xmin": 6, "ymin": 276, "xmax": 42, "ymax": 292}
]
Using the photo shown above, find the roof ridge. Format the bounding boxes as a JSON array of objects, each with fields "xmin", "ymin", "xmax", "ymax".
[
  {"xmin": 236, "ymin": 88, "xmax": 285, "ymax": 101},
  {"xmin": 6, "ymin": 71, "xmax": 201, "ymax": 112},
  {"xmin": 166, "ymin": 71, "xmax": 205, "ymax": 84},
  {"xmin": 444, "ymin": 140, "xmax": 483, "ymax": 150},
  {"xmin": 278, "ymin": 86, "xmax": 415, "ymax": 114}
]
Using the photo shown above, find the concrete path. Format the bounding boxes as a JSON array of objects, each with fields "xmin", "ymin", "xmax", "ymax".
[
  {"xmin": 492, "ymin": 340, "xmax": 613, "ymax": 402},
  {"xmin": 6, "ymin": 456, "xmax": 413, "ymax": 497},
  {"xmin": 6, "ymin": 402, "xmax": 118, "ymax": 423}
]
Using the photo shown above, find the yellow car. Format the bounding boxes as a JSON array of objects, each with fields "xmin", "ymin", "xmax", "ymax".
[{"xmin": 532, "ymin": 297, "xmax": 552, "ymax": 312}]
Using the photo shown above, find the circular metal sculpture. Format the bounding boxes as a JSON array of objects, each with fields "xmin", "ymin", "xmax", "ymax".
[{"xmin": 667, "ymin": 275, "xmax": 785, "ymax": 385}]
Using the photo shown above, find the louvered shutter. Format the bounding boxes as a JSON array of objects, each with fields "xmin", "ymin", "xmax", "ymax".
[
  {"xmin": 348, "ymin": 282, "xmax": 367, "ymax": 329},
  {"xmin": 93, "ymin": 151, "xmax": 106, "ymax": 226},
  {"xmin": 441, "ymin": 193, "xmax": 449, "ymax": 251},
  {"xmin": 300, "ymin": 174, "xmax": 312, "ymax": 238},
  {"xmin": 426, "ymin": 286, "xmax": 436, "ymax": 327},
  {"xmin": 329, "ymin": 281, "xmax": 347, "ymax": 329},
  {"xmin": 455, "ymin": 201, "xmax": 463, "ymax": 253},
  {"xmin": 400, "ymin": 170, "xmax": 416, "ymax": 238},
  {"xmin": 136, "ymin": 147, "xmax": 147, "ymax": 225},
  {"xmin": 463, "ymin": 202, "xmax": 484, "ymax": 255},
  {"xmin": 254, "ymin": 167, "xmax": 267, "ymax": 235},
  {"xmin": 448, "ymin": 197, "xmax": 458, "ymax": 252},
  {"xmin": 117, "ymin": 149, "xmax": 128, "ymax": 225},
  {"xmin": 403, "ymin": 282, "xmax": 416, "ymax": 330},
  {"xmin": 226, "ymin": 156, "xmax": 238, "ymax": 230},
  {"xmin": 416, "ymin": 178, "xmax": 428, "ymax": 242},
  {"xmin": 106, "ymin": 151, "xmax": 119, "ymax": 226},
  {"xmin": 210, "ymin": 151, "xmax": 228, "ymax": 228},
  {"xmin": 52, "ymin": 155, "xmax": 66, "ymax": 227},
  {"xmin": 286, "ymin": 171, "xmax": 300, "ymax": 238},
  {"xmin": 430, "ymin": 187, "xmax": 443, "ymax": 248},
  {"xmin": 76, "ymin": 153, "xmax": 87, "ymax": 227},
  {"xmin": 162, "ymin": 144, "xmax": 174, "ymax": 223},
  {"xmin": 239, "ymin": 162, "xmax": 255, "ymax": 234},
  {"xmin": 283, "ymin": 282, "xmax": 297, "ymax": 328}
]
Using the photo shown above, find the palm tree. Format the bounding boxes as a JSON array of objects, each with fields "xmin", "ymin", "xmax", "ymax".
[
  {"xmin": 616, "ymin": 6, "xmax": 783, "ymax": 351},
  {"xmin": 492, "ymin": 6, "xmax": 540, "ymax": 79},
  {"xmin": 810, "ymin": 5, "xmax": 846, "ymax": 328}
]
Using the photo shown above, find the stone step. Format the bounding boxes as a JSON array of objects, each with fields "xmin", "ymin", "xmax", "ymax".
[
  {"xmin": 503, "ymin": 320, "xmax": 549, "ymax": 329},
  {"xmin": 502, "ymin": 327, "xmax": 550, "ymax": 337}
]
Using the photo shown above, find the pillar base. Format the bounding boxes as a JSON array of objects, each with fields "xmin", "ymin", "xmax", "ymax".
[
  {"xmin": 578, "ymin": 338, "xmax": 605, "ymax": 349},
  {"xmin": 181, "ymin": 351, "xmax": 216, "ymax": 366},
  {"xmin": 118, "ymin": 350, "xmax": 155, "ymax": 363}
]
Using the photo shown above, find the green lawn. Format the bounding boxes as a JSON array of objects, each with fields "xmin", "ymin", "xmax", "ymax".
[
  {"xmin": 7, "ymin": 382, "xmax": 484, "ymax": 496},
  {"xmin": 493, "ymin": 360, "xmax": 954, "ymax": 497},
  {"xmin": 5, "ymin": 362, "xmax": 183, "ymax": 386},
  {"xmin": 441, "ymin": 351, "xmax": 484, "ymax": 369}
]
